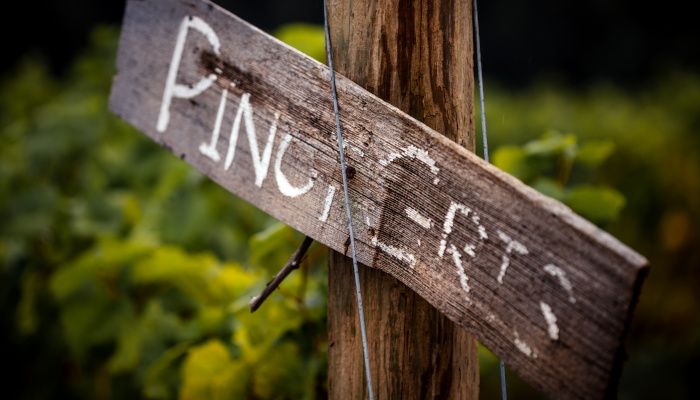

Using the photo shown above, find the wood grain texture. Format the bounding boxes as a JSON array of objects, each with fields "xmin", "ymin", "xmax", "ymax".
[
  {"xmin": 329, "ymin": 252, "xmax": 478, "ymax": 399},
  {"xmin": 109, "ymin": 0, "xmax": 648, "ymax": 398},
  {"xmin": 326, "ymin": 0, "xmax": 478, "ymax": 398}
]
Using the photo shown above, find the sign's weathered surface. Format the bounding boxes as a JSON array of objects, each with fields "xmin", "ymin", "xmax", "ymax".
[{"xmin": 109, "ymin": 0, "xmax": 648, "ymax": 398}]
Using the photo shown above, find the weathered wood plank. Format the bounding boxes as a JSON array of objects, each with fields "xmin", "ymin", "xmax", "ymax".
[{"xmin": 108, "ymin": 0, "xmax": 648, "ymax": 398}]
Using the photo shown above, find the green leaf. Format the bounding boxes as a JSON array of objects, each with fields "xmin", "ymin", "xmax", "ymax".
[
  {"xmin": 523, "ymin": 131, "xmax": 577, "ymax": 157},
  {"xmin": 252, "ymin": 341, "xmax": 305, "ymax": 399},
  {"xmin": 50, "ymin": 238, "xmax": 152, "ymax": 301},
  {"xmin": 144, "ymin": 341, "xmax": 192, "ymax": 399},
  {"xmin": 274, "ymin": 24, "xmax": 326, "ymax": 62},
  {"xmin": 109, "ymin": 300, "xmax": 186, "ymax": 373},
  {"xmin": 531, "ymin": 177, "xmax": 566, "ymax": 200},
  {"xmin": 234, "ymin": 295, "xmax": 303, "ymax": 364},
  {"xmin": 576, "ymin": 140, "xmax": 616, "ymax": 168},
  {"xmin": 130, "ymin": 246, "xmax": 218, "ymax": 303},
  {"xmin": 477, "ymin": 343, "xmax": 499, "ymax": 372},
  {"xmin": 565, "ymin": 185, "xmax": 626, "ymax": 224},
  {"xmin": 249, "ymin": 223, "xmax": 303, "ymax": 274},
  {"xmin": 131, "ymin": 245, "xmax": 259, "ymax": 307},
  {"xmin": 180, "ymin": 340, "xmax": 249, "ymax": 400},
  {"xmin": 493, "ymin": 146, "xmax": 531, "ymax": 180},
  {"xmin": 59, "ymin": 293, "xmax": 133, "ymax": 357}
]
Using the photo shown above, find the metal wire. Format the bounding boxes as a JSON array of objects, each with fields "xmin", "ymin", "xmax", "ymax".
[
  {"xmin": 322, "ymin": 1, "xmax": 375, "ymax": 399},
  {"xmin": 322, "ymin": 1, "xmax": 500, "ymax": 398},
  {"xmin": 473, "ymin": 0, "xmax": 507, "ymax": 398},
  {"xmin": 474, "ymin": 0, "xmax": 490, "ymax": 164}
]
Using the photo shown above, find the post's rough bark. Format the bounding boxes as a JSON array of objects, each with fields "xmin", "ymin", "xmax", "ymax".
[{"xmin": 327, "ymin": 1, "xmax": 479, "ymax": 398}]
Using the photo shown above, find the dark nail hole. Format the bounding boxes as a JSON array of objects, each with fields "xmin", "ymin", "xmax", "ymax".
[{"xmin": 346, "ymin": 165, "xmax": 356, "ymax": 179}]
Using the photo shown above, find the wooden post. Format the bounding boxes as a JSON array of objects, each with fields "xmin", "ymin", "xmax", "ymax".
[{"xmin": 327, "ymin": 1, "xmax": 479, "ymax": 398}]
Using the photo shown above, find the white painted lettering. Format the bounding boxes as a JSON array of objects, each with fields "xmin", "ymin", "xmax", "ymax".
[
  {"xmin": 363, "ymin": 215, "xmax": 417, "ymax": 268},
  {"xmin": 513, "ymin": 331, "xmax": 536, "ymax": 358},
  {"xmin": 463, "ymin": 243, "xmax": 477, "ymax": 257},
  {"xmin": 158, "ymin": 16, "xmax": 221, "ymax": 132},
  {"xmin": 439, "ymin": 202, "xmax": 469, "ymax": 257},
  {"xmin": 496, "ymin": 230, "xmax": 529, "ymax": 284},
  {"xmin": 319, "ymin": 185, "xmax": 336, "ymax": 222},
  {"xmin": 224, "ymin": 95, "xmax": 277, "ymax": 187},
  {"xmin": 199, "ymin": 88, "xmax": 228, "ymax": 162},
  {"xmin": 371, "ymin": 234, "xmax": 417, "ymax": 269},
  {"xmin": 379, "ymin": 145, "xmax": 440, "ymax": 176},
  {"xmin": 405, "ymin": 207, "xmax": 433, "ymax": 229},
  {"xmin": 543, "ymin": 264, "xmax": 576, "ymax": 303},
  {"xmin": 438, "ymin": 201, "xmax": 487, "ymax": 258},
  {"xmin": 274, "ymin": 134, "xmax": 316, "ymax": 197},
  {"xmin": 540, "ymin": 301, "xmax": 559, "ymax": 340},
  {"xmin": 448, "ymin": 244, "xmax": 470, "ymax": 294}
]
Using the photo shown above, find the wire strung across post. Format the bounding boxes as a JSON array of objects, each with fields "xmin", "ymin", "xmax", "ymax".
[
  {"xmin": 472, "ymin": 0, "xmax": 507, "ymax": 399},
  {"xmin": 322, "ymin": 1, "xmax": 376, "ymax": 399},
  {"xmin": 322, "ymin": 0, "xmax": 498, "ymax": 398}
]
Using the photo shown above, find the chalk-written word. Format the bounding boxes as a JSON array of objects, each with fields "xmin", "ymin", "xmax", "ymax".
[{"xmin": 156, "ymin": 14, "xmax": 576, "ymax": 357}]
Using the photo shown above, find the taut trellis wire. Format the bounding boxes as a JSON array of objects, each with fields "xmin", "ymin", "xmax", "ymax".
[
  {"xmin": 472, "ymin": 0, "xmax": 509, "ymax": 398},
  {"xmin": 322, "ymin": 0, "xmax": 503, "ymax": 397},
  {"xmin": 321, "ymin": 1, "xmax": 375, "ymax": 399}
]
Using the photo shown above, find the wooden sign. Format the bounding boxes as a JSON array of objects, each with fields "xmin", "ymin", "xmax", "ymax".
[{"xmin": 109, "ymin": 0, "xmax": 648, "ymax": 398}]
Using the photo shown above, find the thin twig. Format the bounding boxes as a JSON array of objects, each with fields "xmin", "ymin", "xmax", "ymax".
[{"xmin": 249, "ymin": 236, "xmax": 314, "ymax": 312}]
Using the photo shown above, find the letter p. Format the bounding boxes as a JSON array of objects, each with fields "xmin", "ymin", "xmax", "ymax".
[{"xmin": 157, "ymin": 16, "xmax": 221, "ymax": 132}]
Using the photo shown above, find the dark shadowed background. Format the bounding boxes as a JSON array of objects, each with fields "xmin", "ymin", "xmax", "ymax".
[{"xmin": 2, "ymin": 0, "xmax": 699, "ymax": 86}]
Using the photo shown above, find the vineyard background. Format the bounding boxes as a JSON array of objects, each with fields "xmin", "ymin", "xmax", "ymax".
[{"xmin": 1, "ymin": 1, "xmax": 699, "ymax": 398}]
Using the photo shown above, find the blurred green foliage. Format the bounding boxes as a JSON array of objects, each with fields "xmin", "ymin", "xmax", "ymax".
[
  {"xmin": 1, "ymin": 27, "xmax": 327, "ymax": 400},
  {"xmin": 1, "ymin": 24, "xmax": 698, "ymax": 400},
  {"xmin": 494, "ymin": 131, "xmax": 625, "ymax": 224},
  {"xmin": 273, "ymin": 24, "xmax": 326, "ymax": 63},
  {"xmin": 478, "ymin": 76, "xmax": 700, "ymax": 400}
]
